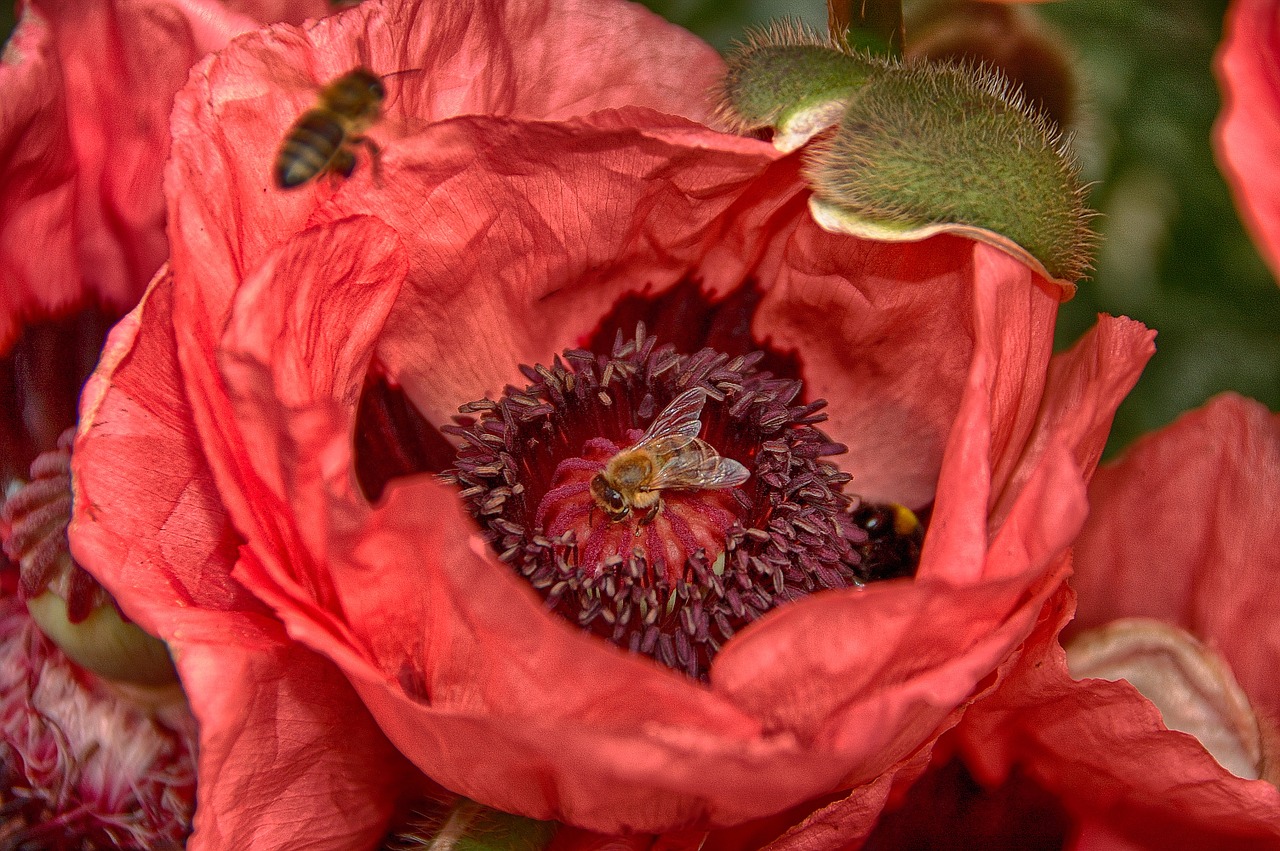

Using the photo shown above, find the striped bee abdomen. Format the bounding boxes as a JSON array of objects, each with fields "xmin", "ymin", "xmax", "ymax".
[{"xmin": 274, "ymin": 110, "xmax": 347, "ymax": 189}]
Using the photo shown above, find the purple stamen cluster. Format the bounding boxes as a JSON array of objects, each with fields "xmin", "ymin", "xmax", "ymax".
[{"xmin": 444, "ymin": 325, "xmax": 918, "ymax": 679}]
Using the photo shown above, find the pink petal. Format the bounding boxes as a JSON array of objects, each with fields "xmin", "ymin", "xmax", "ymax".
[
  {"xmin": 1070, "ymin": 394, "xmax": 1280, "ymax": 719},
  {"xmin": 175, "ymin": 616, "xmax": 412, "ymax": 851},
  {"xmin": 164, "ymin": 0, "xmax": 726, "ymax": 346},
  {"xmin": 361, "ymin": 115, "xmax": 779, "ymax": 429},
  {"xmin": 959, "ymin": 394, "xmax": 1280, "ymax": 847},
  {"xmin": 0, "ymin": 4, "xmax": 81, "ymax": 350},
  {"xmin": 72, "ymin": 269, "xmax": 410, "ymax": 849},
  {"xmin": 73, "ymin": 270, "xmax": 253, "ymax": 630},
  {"xmin": 759, "ymin": 751, "xmax": 930, "ymax": 851},
  {"xmin": 0, "ymin": 0, "xmax": 318, "ymax": 352},
  {"xmin": 1067, "ymin": 619, "xmax": 1264, "ymax": 782},
  {"xmin": 750, "ymin": 230, "xmax": 1010, "ymax": 511},
  {"xmin": 961, "ymin": 598, "xmax": 1280, "ymax": 846},
  {"xmin": 988, "ymin": 314, "xmax": 1155, "ymax": 533},
  {"xmin": 1215, "ymin": 0, "xmax": 1280, "ymax": 284}
]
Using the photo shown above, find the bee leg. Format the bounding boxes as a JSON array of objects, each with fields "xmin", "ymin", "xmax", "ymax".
[
  {"xmin": 638, "ymin": 499, "xmax": 662, "ymax": 526},
  {"xmin": 329, "ymin": 148, "xmax": 356, "ymax": 182},
  {"xmin": 353, "ymin": 135, "xmax": 383, "ymax": 187}
]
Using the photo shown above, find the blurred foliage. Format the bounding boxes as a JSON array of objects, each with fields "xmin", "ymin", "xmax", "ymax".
[
  {"xmin": 642, "ymin": 0, "xmax": 1280, "ymax": 455},
  {"xmin": 1036, "ymin": 0, "xmax": 1280, "ymax": 453},
  {"xmin": 3, "ymin": 0, "xmax": 1275, "ymax": 455}
]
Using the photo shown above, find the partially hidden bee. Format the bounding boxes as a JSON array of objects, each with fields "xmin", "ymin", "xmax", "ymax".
[
  {"xmin": 590, "ymin": 388, "xmax": 751, "ymax": 525},
  {"xmin": 274, "ymin": 67, "xmax": 386, "ymax": 190}
]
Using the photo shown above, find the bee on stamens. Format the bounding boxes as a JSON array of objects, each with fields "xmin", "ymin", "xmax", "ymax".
[
  {"xmin": 274, "ymin": 67, "xmax": 386, "ymax": 190},
  {"xmin": 590, "ymin": 388, "xmax": 750, "ymax": 525}
]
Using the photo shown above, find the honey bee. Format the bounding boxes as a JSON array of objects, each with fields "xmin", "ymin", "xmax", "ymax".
[
  {"xmin": 274, "ymin": 67, "xmax": 386, "ymax": 189},
  {"xmin": 590, "ymin": 388, "xmax": 750, "ymax": 524}
]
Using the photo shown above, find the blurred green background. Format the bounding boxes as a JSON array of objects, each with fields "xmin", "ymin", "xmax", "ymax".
[
  {"xmin": 4, "ymin": 0, "xmax": 1275, "ymax": 454},
  {"xmin": 640, "ymin": 0, "xmax": 1280, "ymax": 455}
]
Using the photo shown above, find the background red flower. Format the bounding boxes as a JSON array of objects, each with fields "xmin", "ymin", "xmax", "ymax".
[
  {"xmin": 1216, "ymin": 0, "xmax": 1280, "ymax": 286},
  {"xmin": 957, "ymin": 394, "xmax": 1280, "ymax": 849}
]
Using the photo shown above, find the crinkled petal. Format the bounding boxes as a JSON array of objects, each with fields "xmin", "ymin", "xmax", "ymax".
[
  {"xmin": 0, "ymin": 0, "xmax": 320, "ymax": 352},
  {"xmin": 1070, "ymin": 394, "xmax": 1280, "ymax": 718},
  {"xmin": 960, "ymin": 593, "xmax": 1280, "ymax": 848},
  {"xmin": 1067, "ymin": 619, "xmax": 1264, "ymax": 782},
  {"xmin": 72, "ymin": 271, "xmax": 411, "ymax": 850},
  {"xmin": 164, "ymin": 0, "xmax": 726, "ymax": 341},
  {"xmin": 74, "ymin": 271, "xmax": 253, "ymax": 628},
  {"xmin": 750, "ymin": 232, "xmax": 1006, "ymax": 511},
  {"xmin": 174, "ymin": 614, "xmax": 411, "ymax": 851},
  {"xmin": 988, "ymin": 314, "xmax": 1155, "ymax": 534},
  {"xmin": 0, "ymin": 4, "xmax": 80, "ymax": 350},
  {"xmin": 959, "ymin": 394, "xmax": 1280, "ymax": 848},
  {"xmin": 735, "ymin": 309, "xmax": 1153, "ymax": 844},
  {"xmin": 1215, "ymin": 0, "xmax": 1280, "ymax": 284},
  {"xmin": 757, "ymin": 750, "xmax": 931, "ymax": 851},
  {"xmin": 362, "ymin": 114, "xmax": 778, "ymax": 429}
]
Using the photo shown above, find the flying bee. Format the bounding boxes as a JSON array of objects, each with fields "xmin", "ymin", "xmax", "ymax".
[
  {"xmin": 274, "ymin": 67, "xmax": 387, "ymax": 190},
  {"xmin": 590, "ymin": 388, "xmax": 751, "ymax": 525}
]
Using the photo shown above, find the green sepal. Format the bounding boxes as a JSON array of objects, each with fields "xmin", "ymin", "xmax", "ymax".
[
  {"xmin": 390, "ymin": 799, "xmax": 558, "ymax": 851},
  {"xmin": 806, "ymin": 61, "xmax": 1094, "ymax": 286},
  {"xmin": 718, "ymin": 21, "xmax": 876, "ymax": 152},
  {"xmin": 27, "ymin": 591, "xmax": 179, "ymax": 687}
]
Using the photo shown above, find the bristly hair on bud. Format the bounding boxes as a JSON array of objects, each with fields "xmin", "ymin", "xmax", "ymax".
[
  {"xmin": 382, "ymin": 798, "xmax": 557, "ymax": 851},
  {"xmin": 715, "ymin": 18, "xmax": 879, "ymax": 152},
  {"xmin": 805, "ymin": 58, "xmax": 1096, "ymax": 286}
]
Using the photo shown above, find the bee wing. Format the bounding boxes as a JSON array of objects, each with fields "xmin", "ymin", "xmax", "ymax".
[
  {"xmin": 643, "ymin": 388, "xmax": 707, "ymax": 441},
  {"xmin": 641, "ymin": 437, "xmax": 750, "ymax": 491},
  {"xmin": 697, "ymin": 455, "xmax": 751, "ymax": 489}
]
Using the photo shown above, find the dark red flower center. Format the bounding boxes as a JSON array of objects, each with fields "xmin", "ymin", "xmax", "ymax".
[
  {"xmin": 441, "ymin": 325, "xmax": 922, "ymax": 679},
  {"xmin": 352, "ymin": 281, "xmax": 925, "ymax": 679}
]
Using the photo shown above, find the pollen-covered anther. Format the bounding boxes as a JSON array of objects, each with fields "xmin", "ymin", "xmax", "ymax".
[
  {"xmin": 2, "ymin": 428, "xmax": 109, "ymax": 622},
  {"xmin": 445, "ymin": 325, "xmax": 918, "ymax": 680}
]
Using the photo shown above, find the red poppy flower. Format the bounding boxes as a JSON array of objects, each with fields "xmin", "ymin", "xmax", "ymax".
[
  {"xmin": 0, "ymin": 582, "xmax": 198, "ymax": 849},
  {"xmin": 957, "ymin": 393, "xmax": 1280, "ymax": 848},
  {"xmin": 1215, "ymin": 0, "xmax": 1280, "ymax": 284},
  {"xmin": 1, "ymin": 0, "xmax": 326, "ymax": 845},
  {"xmin": 70, "ymin": 0, "xmax": 1155, "ymax": 845},
  {"xmin": 0, "ymin": 0, "xmax": 328, "ymax": 351}
]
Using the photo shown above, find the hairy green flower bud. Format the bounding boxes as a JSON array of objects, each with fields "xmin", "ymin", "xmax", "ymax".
[
  {"xmin": 717, "ymin": 21, "xmax": 876, "ymax": 152},
  {"xmin": 717, "ymin": 22, "xmax": 1095, "ymax": 287},
  {"xmin": 806, "ymin": 60, "xmax": 1093, "ymax": 285}
]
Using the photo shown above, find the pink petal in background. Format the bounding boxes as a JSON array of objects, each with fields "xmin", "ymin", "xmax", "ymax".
[
  {"xmin": 1215, "ymin": 0, "xmax": 1280, "ymax": 284},
  {"xmin": 958, "ymin": 394, "xmax": 1280, "ymax": 849}
]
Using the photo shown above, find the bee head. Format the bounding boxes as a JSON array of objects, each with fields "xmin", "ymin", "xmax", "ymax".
[{"xmin": 589, "ymin": 473, "xmax": 630, "ymax": 520}]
